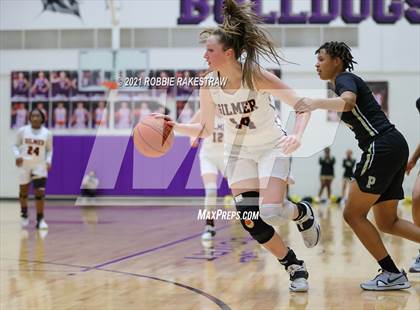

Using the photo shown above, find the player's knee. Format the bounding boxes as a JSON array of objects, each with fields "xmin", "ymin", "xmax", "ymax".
[
  {"xmin": 342, "ymin": 206, "xmax": 354, "ymax": 224},
  {"xmin": 35, "ymin": 195, "xmax": 45, "ymax": 201},
  {"xmin": 234, "ymin": 191, "xmax": 275, "ymax": 244},
  {"xmin": 19, "ymin": 192, "xmax": 28, "ymax": 200},
  {"xmin": 260, "ymin": 201, "xmax": 294, "ymax": 226}
]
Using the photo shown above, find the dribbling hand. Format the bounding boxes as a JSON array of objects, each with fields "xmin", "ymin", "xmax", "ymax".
[{"xmin": 150, "ymin": 113, "xmax": 175, "ymax": 127}]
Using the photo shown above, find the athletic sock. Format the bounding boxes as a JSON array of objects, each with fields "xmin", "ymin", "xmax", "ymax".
[
  {"xmin": 278, "ymin": 248, "xmax": 303, "ymax": 269},
  {"xmin": 378, "ymin": 255, "xmax": 400, "ymax": 274},
  {"xmin": 36, "ymin": 213, "xmax": 44, "ymax": 223},
  {"xmin": 21, "ymin": 207, "xmax": 28, "ymax": 218}
]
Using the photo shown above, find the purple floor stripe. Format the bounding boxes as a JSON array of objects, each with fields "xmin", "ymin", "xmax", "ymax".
[{"xmin": 81, "ymin": 224, "xmax": 230, "ymax": 272}]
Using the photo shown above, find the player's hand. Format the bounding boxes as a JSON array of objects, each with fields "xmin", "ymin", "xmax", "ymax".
[
  {"xmin": 46, "ymin": 163, "xmax": 52, "ymax": 171},
  {"xmin": 294, "ymin": 98, "xmax": 317, "ymax": 113},
  {"xmin": 406, "ymin": 159, "xmax": 417, "ymax": 175},
  {"xmin": 16, "ymin": 157, "xmax": 23, "ymax": 167},
  {"xmin": 16, "ymin": 158, "xmax": 23, "ymax": 167},
  {"xmin": 279, "ymin": 135, "xmax": 301, "ymax": 155},
  {"xmin": 150, "ymin": 113, "xmax": 175, "ymax": 127}
]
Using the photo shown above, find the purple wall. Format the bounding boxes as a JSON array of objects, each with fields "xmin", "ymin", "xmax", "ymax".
[{"xmin": 46, "ymin": 136, "xmax": 229, "ymax": 196}]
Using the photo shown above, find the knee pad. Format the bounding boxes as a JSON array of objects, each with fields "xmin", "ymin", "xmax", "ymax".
[
  {"xmin": 260, "ymin": 200, "xmax": 295, "ymax": 227},
  {"xmin": 35, "ymin": 194, "xmax": 45, "ymax": 201},
  {"xmin": 234, "ymin": 191, "xmax": 275, "ymax": 244},
  {"xmin": 204, "ymin": 183, "xmax": 217, "ymax": 211}
]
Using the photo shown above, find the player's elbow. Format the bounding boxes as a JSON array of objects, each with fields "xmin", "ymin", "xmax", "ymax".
[
  {"xmin": 341, "ymin": 95, "xmax": 356, "ymax": 112},
  {"xmin": 343, "ymin": 100, "xmax": 356, "ymax": 112}
]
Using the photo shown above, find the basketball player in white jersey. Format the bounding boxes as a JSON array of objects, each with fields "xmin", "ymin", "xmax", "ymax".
[
  {"xmin": 72, "ymin": 102, "xmax": 89, "ymax": 129},
  {"xmin": 13, "ymin": 103, "xmax": 28, "ymax": 129},
  {"xmin": 190, "ymin": 110, "xmax": 226, "ymax": 243},
  {"xmin": 116, "ymin": 102, "xmax": 132, "ymax": 129},
  {"xmin": 154, "ymin": 0, "xmax": 320, "ymax": 292},
  {"xmin": 94, "ymin": 101, "xmax": 108, "ymax": 128},
  {"xmin": 13, "ymin": 108, "xmax": 53, "ymax": 230},
  {"xmin": 54, "ymin": 102, "xmax": 67, "ymax": 129}
]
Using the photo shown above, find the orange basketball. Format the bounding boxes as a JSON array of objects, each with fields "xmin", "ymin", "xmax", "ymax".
[{"xmin": 133, "ymin": 116, "xmax": 174, "ymax": 158}]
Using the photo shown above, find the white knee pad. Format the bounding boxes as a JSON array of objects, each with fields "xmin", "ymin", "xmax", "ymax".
[
  {"xmin": 204, "ymin": 183, "xmax": 217, "ymax": 211},
  {"xmin": 260, "ymin": 200, "xmax": 295, "ymax": 226}
]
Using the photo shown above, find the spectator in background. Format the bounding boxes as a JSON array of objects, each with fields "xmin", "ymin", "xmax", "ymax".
[
  {"xmin": 318, "ymin": 147, "xmax": 336, "ymax": 203},
  {"xmin": 341, "ymin": 149, "xmax": 356, "ymax": 207}
]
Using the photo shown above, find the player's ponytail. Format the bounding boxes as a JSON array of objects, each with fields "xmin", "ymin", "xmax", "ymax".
[{"xmin": 200, "ymin": 0, "xmax": 285, "ymax": 90}]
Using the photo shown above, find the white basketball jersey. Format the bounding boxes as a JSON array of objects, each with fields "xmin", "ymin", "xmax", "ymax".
[
  {"xmin": 201, "ymin": 115, "xmax": 224, "ymax": 155},
  {"xmin": 14, "ymin": 125, "xmax": 53, "ymax": 165},
  {"xmin": 208, "ymin": 72, "xmax": 286, "ymax": 146}
]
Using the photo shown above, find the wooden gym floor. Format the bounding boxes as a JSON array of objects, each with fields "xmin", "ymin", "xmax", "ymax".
[{"xmin": 0, "ymin": 200, "xmax": 419, "ymax": 310}]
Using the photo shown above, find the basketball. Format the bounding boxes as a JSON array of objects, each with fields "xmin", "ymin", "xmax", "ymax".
[{"xmin": 133, "ymin": 115, "xmax": 174, "ymax": 157}]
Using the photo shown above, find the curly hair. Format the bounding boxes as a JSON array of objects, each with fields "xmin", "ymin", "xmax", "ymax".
[{"xmin": 315, "ymin": 41, "xmax": 358, "ymax": 72}]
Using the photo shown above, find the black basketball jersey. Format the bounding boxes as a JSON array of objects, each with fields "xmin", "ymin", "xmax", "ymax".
[{"xmin": 334, "ymin": 72, "xmax": 394, "ymax": 150}]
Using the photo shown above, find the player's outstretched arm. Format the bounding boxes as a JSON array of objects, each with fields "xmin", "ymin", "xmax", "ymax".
[
  {"xmin": 152, "ymin": 86, "xmax": 215, "ymax": 139},
  {"xmin": 295, "ymin": 92, "xmax": 355, "ymax": 113}
]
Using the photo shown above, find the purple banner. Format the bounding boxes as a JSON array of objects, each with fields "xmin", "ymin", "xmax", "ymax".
[{"xmin": 46, "ymin": 136, "xmax": 229, "ymax": 196}]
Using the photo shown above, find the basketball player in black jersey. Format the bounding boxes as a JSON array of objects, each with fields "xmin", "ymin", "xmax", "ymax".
[
  {"xmin": 295, "ymin": 41, "xmax": 420, "ymax": 291},
  {"xmin": 406, "ymin": 98, "xmax": 420, "ymax": 273}
]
